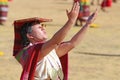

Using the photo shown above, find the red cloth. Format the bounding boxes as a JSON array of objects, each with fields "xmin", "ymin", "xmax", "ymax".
[
  {"xmin": 20, "ymin": 43, "xmax": 43, "ymax": 80},
  {"xmin": 101, "ymin": 0, "xmax": 112, "ymax": 7},
  {"xmin": 60, "ymin": 53, "xmax": 68, "ymax": 80},
  {"xmin": 20, "ymin": 43, "xmax": 68, "ymax": 80}
]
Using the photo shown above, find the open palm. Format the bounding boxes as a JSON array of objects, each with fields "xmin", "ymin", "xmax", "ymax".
[{"xmin": 86, "ymin": 9, "xmax": 98, "ymax": 25}]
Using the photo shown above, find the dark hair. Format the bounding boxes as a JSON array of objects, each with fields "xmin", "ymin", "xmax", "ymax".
[{"xmin": 20, "ymin": 21, "xmax": 40, "ymax": 47}]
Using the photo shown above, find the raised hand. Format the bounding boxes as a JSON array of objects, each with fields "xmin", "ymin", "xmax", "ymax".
[
  {"xmin": 86, "ymin": 9, "xmax": 98, "ymax": 25},
  {"xmin": 66, "ymin": 1, "xmax": 80, "ymax": 22}
]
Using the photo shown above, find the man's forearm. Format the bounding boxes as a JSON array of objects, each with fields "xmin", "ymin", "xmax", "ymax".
[
  {"xmin": 51, "ymin": 19, "xmax": 75, "ymax": 44},
  {"xmin": 70, "ymin": 23, "xmax": 90, "ymax": 47}
]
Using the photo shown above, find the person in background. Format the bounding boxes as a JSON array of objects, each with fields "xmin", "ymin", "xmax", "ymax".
[
  {"xmin": 0, "ymin": 0, "xmax": 11, "ymax": 25},
  {"xmin": 101, "ymin": 0, "xmax": 112, "ymax": 12},
  {"xmin": 74, "ymin": 0, "xmax": 91, "ymax": 26},
  {"xmin": 13, "ymin": 2, "xmax": 97, "ymax": 80}
]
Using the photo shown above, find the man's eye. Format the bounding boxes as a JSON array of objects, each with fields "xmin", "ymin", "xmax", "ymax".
[{"xmin": 41, "ymin": 24, "xmax": 46, "ymax": 27}]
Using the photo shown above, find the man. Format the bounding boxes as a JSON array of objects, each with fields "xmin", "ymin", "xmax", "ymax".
[
  {"xmin": 74, "ymin": 0, "xmax": 91, "ymax": 26},
  {"xmin": 13, "ymin": 2, "xmax": 97, "ymax": 80}
]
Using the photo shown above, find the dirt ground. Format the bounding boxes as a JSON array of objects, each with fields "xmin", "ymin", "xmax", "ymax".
[{"xmin": 0, "ymin": 0, "xmax": 120, "ymax": 80}]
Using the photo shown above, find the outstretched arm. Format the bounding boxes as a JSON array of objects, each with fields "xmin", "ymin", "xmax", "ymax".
[
  {"xmin": 70, "ymin": 9, "xmax": 98, "ymax": 46},
  {"xmin": 38, "ymin": 2, "xmax": 80, "ymax": 60},
  {"xmin": 48, "ymin": 1, "xmax": 80, "ymax": 46},
  {"xmin": 56, "ymin": 9, "xmax": 98, "ymax": 57}
]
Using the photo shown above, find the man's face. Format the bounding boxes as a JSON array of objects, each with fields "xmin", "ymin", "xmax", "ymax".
[{"xmin": 28, "ymin": 23, "xmax": 47, "ymax": 42}]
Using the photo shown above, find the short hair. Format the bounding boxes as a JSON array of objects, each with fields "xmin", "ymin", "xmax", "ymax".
[{"xmin": 20, "ymin": 21, "xmax": 40, "ymax": 47}]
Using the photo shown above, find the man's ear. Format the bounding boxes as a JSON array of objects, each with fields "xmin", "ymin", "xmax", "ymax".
[{"xmin": 26, "ymin": 33, "xmax": 33, "ymax": 39}]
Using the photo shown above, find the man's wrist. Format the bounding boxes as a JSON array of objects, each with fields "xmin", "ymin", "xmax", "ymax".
[{"xmin": 67, "ymin": 19, "xmax": 76, "ymax": 25}]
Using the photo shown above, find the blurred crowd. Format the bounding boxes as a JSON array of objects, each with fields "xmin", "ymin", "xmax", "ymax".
[
  {"xmin": 73, "ymin": 0, "xmax": 118, "ymax": 26},
  {"xmin": 0, "ymin": 0, "xmax": 118, "ymax": 26}
]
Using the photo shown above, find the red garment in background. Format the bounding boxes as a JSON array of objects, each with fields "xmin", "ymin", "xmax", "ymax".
[{"xmin": 101, "ymin": 0, "xmax": 112, "ymax": 7}]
